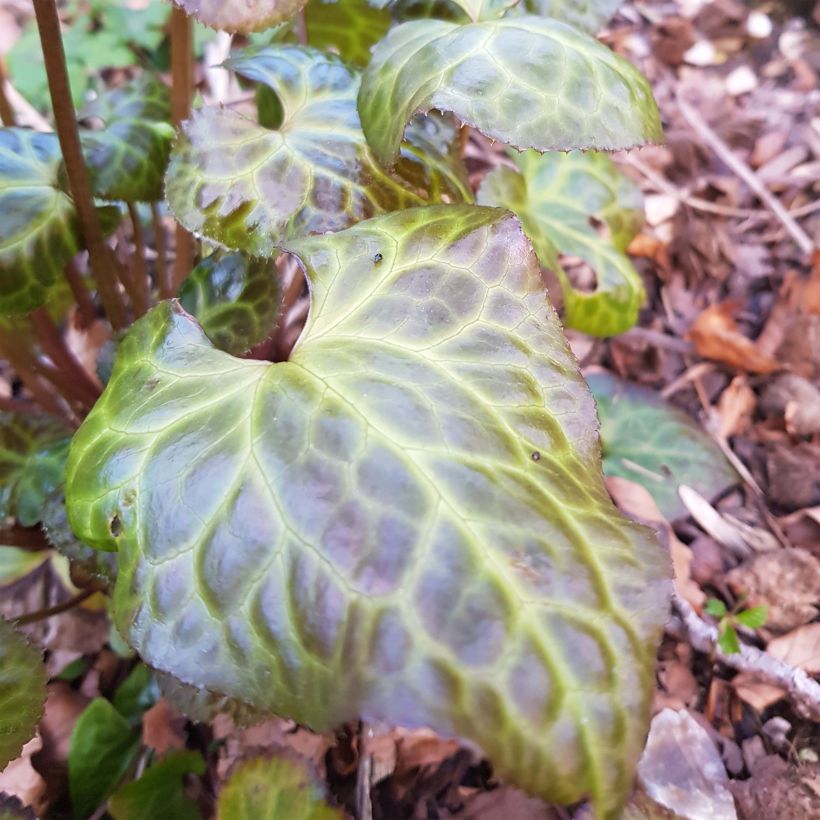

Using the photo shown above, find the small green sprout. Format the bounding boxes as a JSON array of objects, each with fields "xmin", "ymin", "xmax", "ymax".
[{"xmin": 705, "ymin": 598, "xmax": 768, "ymax": 655}]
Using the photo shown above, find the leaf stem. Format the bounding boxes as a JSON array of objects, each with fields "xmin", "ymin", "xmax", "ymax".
[
  {"xmin": 62, "ymin": 257, "xmax": 97, "ymax": 328},
  {"xmin": 0, "ymin": 57, "xmax": 17, "ymax": 126},
  {"xmin": 32, "ymin": 0, "xmax": 129, "ymax": 330},
  {"xmin": 126, "ymin": 203, "xmax": 151, "ymax": 315},
  {"xmin": 151, "ymin": 202, "xmax": 171, "ymax": 300}
]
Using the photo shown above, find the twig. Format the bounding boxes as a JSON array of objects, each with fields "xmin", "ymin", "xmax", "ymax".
[
  {"xmin": 14, "ymin": 588, "xmax": 96, "ymax": 625},
  {"xmin": 620, "ymin": 326, "xmax": 694, "ymax": 355},
  {"xmin": 670, "ymin": 594, "xmax": 820, "ymax": 721},
  {"xmin": 676, "ymin": 93, "xmax": 815, "ymax": 257}
]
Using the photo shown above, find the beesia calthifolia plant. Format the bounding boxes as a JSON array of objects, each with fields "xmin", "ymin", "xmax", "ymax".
[{"xmin": 0, "ymin": 0, "xmax": 669, "ymax": 815}]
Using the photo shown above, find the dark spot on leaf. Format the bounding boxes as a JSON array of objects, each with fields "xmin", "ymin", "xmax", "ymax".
[
  {"xmin": 373, "ymin": 253, "xmax": 383, "ymax": 264},
  {"xmin": 109, "ymin": 515, "xmax": 122, "ymax": 537},
  {"xmin": 145, "ymin": 377, "xmax": 160, "ymax": 391},
  {"xmin": 531, "ymin": 451, "xmax": 541, "ymax": 461},
  {"xmin": 659, "ymin": 463, "xmax": 672, "ymax": 478}
]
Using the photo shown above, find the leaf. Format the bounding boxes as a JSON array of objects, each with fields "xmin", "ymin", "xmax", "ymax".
[
  {"xmin": 178, "ymin": 253, "xmax": 281, "ymax": 355},
  {"xmin": 66, "ymin": 206, "xmax": 670, "ymax": 815},
  {"xmin": 0, "ymin": 618, "xmax": 47, "ymax": 770},
  {"xmin": 704, "ymin": 598, "xmax": 727, "ymax": 619},
  {"xmin": 735, "ymin": 606, "xmax": 768, "ymax": 630},
  {"xmin": 112, "ymin": 665, "xmax": 159, "ymax": 727},
  {"xmin": 717, "ymin": 624, "xmax": 741, "ymax": 655},
  {"xmin": 448, "ymin": 0, "xmax": 521, "ymax": 22},
  {"xmin": 304, "ymin": 0, "xmax": 392, "ymax": 65},
  {"xmin": 478, "ymin": 150, "xmax": 645, "ymax": 336},
  {"xmin": 0, "ymin": 548, "xmax": 50, "ymax": 589},
  {"xmin": 358, "ymin": 17, "xmax": 662, "ymax": 167},
  {"xmin": 171, "ymin": 0, "xmax": 309, "ymax": 33},
  {"xmin": 217, "ymin": 756, "xmax": 340, "ymax": 819},
  {"xmin": 108, "ymin": 750, "xmax": 205, "ymax": 820},
  {"xmin": 589, "ymin": 372, "xmax": 737, "ymax": 521},
  {"xmin": 165, "ymin": 46, "xmax": 471, "ymax": 256},
  {"xmin": 80, "ymin": 77, "xmax": 175, "ymax": 202},
  {"xmin": 0, "ymin": 414, "xmax": 71, "ymax": 528},
  {"xmin": 523, "ymin": 0, "xmax": 621, "ymax": 33},
  {"xmin": 0, "ymin": 130, "xmax": 83, "ymax": 314},
  {"xmin": 69, "ymin": 698, "xmax": 140, "ymax": 819}
]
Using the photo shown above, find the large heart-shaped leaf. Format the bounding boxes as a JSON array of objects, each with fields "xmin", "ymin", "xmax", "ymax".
[
  {"xmin": 478, "ymin": 150, "xmax": 645, "ymax": 336},
  {"xmin": 0, "ymin": 129, "xmax": 83, "ymax": 314},
  {"xmin": 304, "ymin": 0, "xmax": 391, "ymax": 65},
  {"xmin": 65, "ymin": 206, "xmax": 670, "ymax": 815},
  {"xmin": 524, "ymin": 0, "xmax": 621, "ymax": 33},
  {"xmin": 358, "ymin": 17, "xmax": 662, "ymax": 166},
  {"xmin": 165, "ymin": 46, "xmax": 471, "ymax": 257},
  {"xmin": 171, "ymin": 0, "xmax": 308, "ymax": 34},
  {"xmin": 80, "ymin": 76, "xmax": 175, "ymax": 202},
  {"xmin": 178, "ymin": 252, "xmax": 281, "ymax": 355},
  {"xmin": 0, "ymin": 618, "xmax": 47, "ymax": 769}
]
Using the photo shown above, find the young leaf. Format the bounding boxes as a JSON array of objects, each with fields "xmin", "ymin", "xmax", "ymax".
[
  {"xmin": 717, "ymin": 624, "xmax": 741, "ymax": 655},
  {"xmin": 0, "ymin": 413, "xmax": 71, "ymax": 528},
  {"xmin": 217, "ymin": 756, "xmax": 341, "ymax": 819},
  {"xmin": 0, "ymin": 129, "xmax": 83, "ymax": 314},
  {"xmin": 66, "ymin": 206, "xmax": 670, "ymax": 815},
  {"xmin": 165, "ymin": 46, "xmax": 471, "ymax": 256},
  {"xmin": 69, "ymin": 698, "xmax": 140, "ymax": 818},
  {"xmin": 704, "ymin": 598, "xmax": 727, "ymax": 619},
  {"xmin": 0, "ymin": 618, "xmax": 47, "ymax": 769},
  {"xmin": 304, "ymin": 0, "xmax": 391, "ymax": 65},
  {"xmin": 80, "ymin": 76, "xmax": 175, "ymax": 202},
  {"xmin": 478, "ymin": 150, "xmax": 645, "ymax": 336},
  {"xmin": 108, "ymin": 750, "xmax": 205, "ymax": 820},
  {"xmin": 358, "ymin": 17, "xmax": 662, "ymax": 167},
  {"xmin": 171, "ymin": 0, "xmax": 309, "ymax": 33},
  {"xmin": 588, "ymin": 372, "xmax": 737, "ymax": 521},
  {"xmin": 112, "ymin": 664, "xmax": 159, "ymax": 726},
  {"xmin": 178, "ymin": 252, "xmax": 281, "ymax": 355},
  {"xmin": 735, "ymin": 606, "xmax": 768, "ymax": 630},
  {"xmin": 523, "ymin": 0, "xmax": 621, "ymax": 33}
]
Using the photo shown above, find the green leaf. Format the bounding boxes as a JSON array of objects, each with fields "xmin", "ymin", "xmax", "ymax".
[
  {"xmin": 717, "ymin": 624, "xmax": 740, "ymax": 655},
  {"xmin": 80, "ymin": 77, "xmax": 175, "ymax": 202},
  {"xmin": 178, "ymin": 252, "xmax": 281, "ymax": 355},
  {"xmin": 0, "ymin": 548, "xmax": 50, "ymax": 588},
  {"xmin": 0, "ymin": 413, "xmax": 71, "ymax": 527},
  {"xmin": 0, "ymin": 618, "xmax": 47, "ymax": 769},
  {"xmin": 589, "ymin": 372, "xmax": 738, "ymax": 521},
  {"xmin": 112, "ymin": 664, "xmax": 159, "ymax": 726},
  {"xmin": 109, "ymin": 750, "xmax": 205, "ymax": 820},
  {"xmin": 69, "ymin": 698, "xmax": 140, "ymax": 818},
  {"xmin": 0, "ymin": 129, "xmax": 83, "ymax": 314},
  {"xmin": 165, "ymin": 46, "xmax": 471, "ymax": 256},
  {"xmin": 358, "ymin": 17, "xmax": 662, "ymax": 167},
  {"xmin": 66, "ymin": 206, "xmax": 670, "ymax": 816},
  {"xmin": 304, "ymin": 0, "xmax": 392, "ymax": 65},
  {"xmin": 704, "ymin": 598, "xmax": 727, "ymax": 619},
  {"xmin": 478, "ymin": 150, "xmax": 645, "ymax": 337},
  {"xmin": 171, "ymin": 0, "xmax": 309, "ymax": 33},
  {"xmin": 523, "ymin": 0, "xmax": 621, "ymax": 33},
  {"xmin": 217, "ymin": 756, "xmax": 340, "ymax": 819},
  {"xmin": 735, "ymin": 606, "xmax": 768, "ymax": 630},
  {"xmin": 448, "ymin": 0, "xmax": 520, "ymax": 21}
]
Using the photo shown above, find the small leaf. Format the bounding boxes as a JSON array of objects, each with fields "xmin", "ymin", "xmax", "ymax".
[
  {"xmin": 69, "ymin": 698, "xmax": 140, "ymax": 818},
  {"xmin": 704, "ymin": 598, "xmax": 727, "ymax": 619},
  {"xmin": 171, "ymin": 0, "xmax": 309, "ymax": 33},
  {"xmin": 717, "ymin": 624, "xmax": 741, "ymax": 655},
  {"xmin": 0, "ymin": 413, "xmax": 71, "ymax": 528},
  {"xmin": 358, "ymin": 17, "xmax": 662, "ymax": 167},
  {"xmin": 523, "ymin": 0, "xmax": 621, "ymax": 33},
  {"xmin": 0, "ymin": 548, "xmax": 50, "ymax": 588},
  {"xmin": 0, "ymin": 618, "xmax": 47, "ymax": 769},
  {"xmin": 478, "ymin": 150, "xmax": 645, "ymax": 336},
  {"xmin": 217, "ymin": 756, "xmax": 341, "ymax": 819},
  {"xmin": 109, "ymin": 750, "xmax": 205, "ymax": 820},
  {"xmin": 589, "ymin": 372, "xmax": 737, "ymax": 521},
  {"xmin": 304, "ymin": 0, "xmax": 391, "ymax": 65},
  {"xmin": 178, "ymin": 252, "xmax": 281, "ymax": 355},
  {"xmin": 112, "ymin": 665, "xmax": 159, "ymax": 726},
  {"xmin": 66, "ymin": 206, "xmax": 670, "ymax": 815},
  {"xmin": 0, "ymin": 129, "xmax": 83, "ymax": 314},
  {"xmin": 165, "ymin": 46, "xmax": 471, "ymax": 256},
  {"xmin": 80, "ymin": 76, "xmax": 175, "ymax": 202},
  {"xmin": 735, "ymin": 606, "xmax": 768, "ymax": 630}
]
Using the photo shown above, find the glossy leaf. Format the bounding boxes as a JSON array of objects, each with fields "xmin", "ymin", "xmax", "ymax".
[
  {"xmin": 217, "ymin": 756, "xmax": 341, "ymax": 819},
  {"xmin": 358, "ymin": 17, "xmax": 662, "ymax": 166},
  {"xmin": 109, "ymin": 750, "xmax": 205, "ymax": 820},
  {"xmin": 171, "ymin": 0, "xmax": 308, "ymax": 34},
  {"xmin": 67, "ymin": 206, "xmax": 669, "ymax": 815},
  {"xmin": 0, "ymin": 129, "xmax": 82, "ymax": 314},
  {"xmin": 304, "ymin": 0, "xmax": 391, "ymax": 65},
  {"xmin": 80, "ymin": 77, "xmax": 175, "ymax": 202},
  {"xmin": 524, "ymin": 0, "xmax": 621, "ymax": 33},
  {"xmin": 0, "ymin": 413, "xmax": 71, "ymax": 528},
  {"xmin": 178, "ymin": 252, "xmax": 281, "ymax": 355},
  {"xmin": 589, "ymin": 372, "xmax": 737, "ymax": 521},
  {"xmin": 69, "ymin": 698, "xmax": 140, "ymax": 818},
  {"xmin": 478, "ymin": 150, "xmax": 645, "ymax": 336},
  {"xmin": 165, "ymin": 46, "xmax": 471, "ymax": 256},
  {"xmin": 0, "ymin": 618, "xmax": 46, "ymax": 769}
]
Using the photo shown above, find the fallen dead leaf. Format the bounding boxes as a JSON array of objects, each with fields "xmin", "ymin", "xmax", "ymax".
[
  {"xmin": 730, "ymin": 755, "xmax": 820, "ymax": 819},
  {"xmin": 0, "ymin": 736, "xmax": 47, "ymax": 816},
  {"xmin": 141, "ymin": 698, "xmax": 187, "ymax": 757},
  {"xmin": 761, "ymin": 374, "xmax": 820, "ymax": 436},
  {"xmin": 459, "ymin": 786, "xmax": 558, "ymax": 818},
  {"xmin": 679, "ymin": 486, "xmax": 751, "ymax": 558},
  {"xmin": 716, "ymin": 376, "xmax": 756, "ymax": 438}
]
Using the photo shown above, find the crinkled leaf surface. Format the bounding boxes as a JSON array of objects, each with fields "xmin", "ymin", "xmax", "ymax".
[
  {"xmin": 166, "ymin": 46, "xmax": 470, "ymax": 256},
  {"xmin": 66, "ymin": 206, "xmax": 669, "ymax": 815},
  {"xmin": 304, "ymin": 0, "xmax": 391, "ymax": 65},
  {"xmin": 80, "ymin": 76, "xmax": 175, "ymax": 202},
  {"xmin": 171, "ymin": 0, "xmax": 308, "ymax": 34},
  {"xmin": 478, "ymin": 150, "xmax": 645, "ymax": 337},
  {"xmin": 218, "ymin": 756, "xmax": 341, "ymax": 819},
  {"xmin": 178, "ymin": 252, "xmax": 281, "ymax": 355},
  {"xmin": 358, "ymin": 17, "xmax": 662, "ymax": 167},
  {"xmin": 0, "ymin": 129, "xmax": 82, "ymax": 314},
  {"xmin": 589, "ymin": 372, "xmax": 738, "ymax": 521},
  {"xmin": 0, "ymin": 413, "xmax": 71, "ymax": 528},
  {"xmin": 0, "ymin": 618, "xmax": 46, "ymax": 769},
  {"xmin": 524, "ymin": 0, "xmax": 621, "ymax": 33}
]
